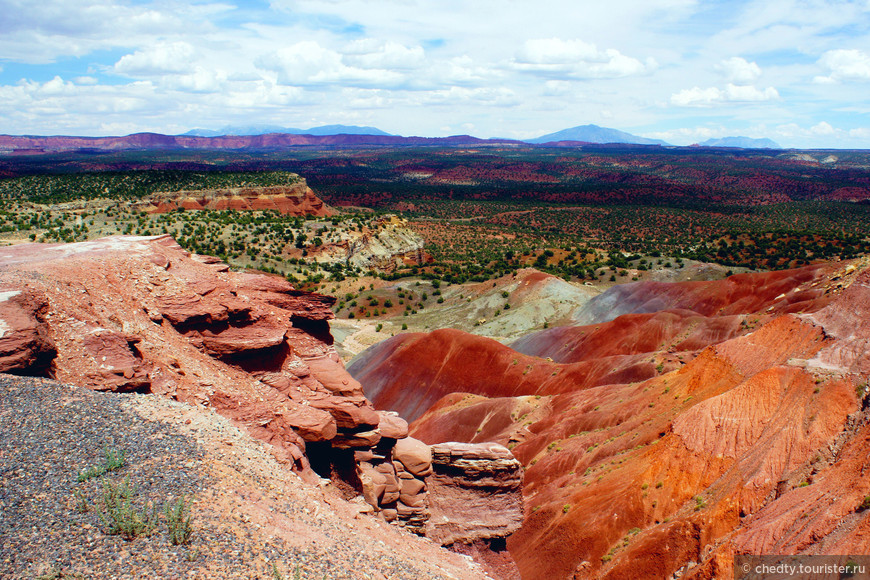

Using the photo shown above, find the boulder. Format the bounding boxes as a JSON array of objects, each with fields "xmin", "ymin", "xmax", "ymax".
[
  {"xmin": 376, "ymin": 462, "xmax": 401, "ymax": 505},
  {"xmin": 425, "ymin": 442, "xmax": 524, "ymax": 545},
  {"xmin": 331, "ymin": 429, "xmax": 382, "ymax": 449},
  {"xmin": 156, "ymin": 293, "xmax": 228, "ymax": 326},
  {"xmin": 359, "ymin": 463, "xmax": 387, "ymax": 508},
  {"xmin": 310, "ymin": 397, "xmax": 380, "ymax": 430},
  {"xmin": 377, "ymin": 410, "xmax": 409, "ymax": 439},
  {"xmin": 81, "ymin": 330, "xmax": 151, "ymax": 392},
  {"xmin": 0, "ymin": 288, "xmax": 56, "ymax": 375},
  {"xmin": 196, "ymin": 323, "xmax": 287, "ymax": 356},
  {"xmin": 392, "ymin": 437, "xmax": 432, "ymax": 477},
  {"xmin": 277, "ymin": 404, "xmax": 337, "ymax": 443},
  {"xmin": 399, "ymin": 477, "xmax": 427, "ymax": 507}
]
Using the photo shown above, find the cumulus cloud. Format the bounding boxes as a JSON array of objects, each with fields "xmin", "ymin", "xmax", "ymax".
[
  {"xmin": 810, "ymin": 121, "xmax": 835, "ymax": 135},
  {"xmin": 0, "ymin": 0, "xmax": 193, "ymax": 64},
  {"xmin": 512, "ymin": 38, "xmax": 655, "ymax": 79},
  {"xmin": 671, "ymin": 83, "xmax": 779, "ymax": 107},
  {"xmin": 114, "ymin": 42, "xmax": 197, "ymax": 76},
  {"xmin": 257, "ymin": 40, "xmax": 407, "ymax": 88},
  {"xmin": 342, "ymin": 40, "xmax": 425, "ymax": 70},
  {"xmin": 716, "ymin": 57, "xmax": 761, "ymax": 84},
  {"xmin": 814, "ymin": 49, "xmax": 870, "ymax": 83}
]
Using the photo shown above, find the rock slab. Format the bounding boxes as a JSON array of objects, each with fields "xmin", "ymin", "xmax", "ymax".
[{"xmin": 426, "ymin": 442, "xmax": 524, "ymax": 545}]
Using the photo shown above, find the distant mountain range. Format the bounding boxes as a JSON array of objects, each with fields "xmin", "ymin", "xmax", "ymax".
[
  {"xmin": 0, "ymin": 123, "xmax": 786, "ymax": 152},
  {"xmin": 526, "ymin": 124, "xmax": 670, "ymax": 146},
  {"xmin": 183, "ymin": 124, "xmax": 393, "ymax": 137},
  {"xmin": 697, "ymin": 136, "xmax": 782, "ymax": 149},
  {"xmin": 0, "ymin": 132, "xmax": 521, "ymax": 152}
]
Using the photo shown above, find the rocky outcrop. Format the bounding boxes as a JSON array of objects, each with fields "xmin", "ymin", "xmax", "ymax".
[
  {"xmin": 355, "ymin": 436, "xmax": 524, "ymax": 545},
  {"xmin": 427, "ymin": 442, "xmax": 524, "ymax": 545},
  {"xmin": 135, "ymin": 179, "xmax": 333, "ymax": 217},
  {"xmin": 0, "ymin": 235, "xmax": 368, "ymax": 474},
  {"xmin": 0, "ymin": 234, "xmax": 523, "ymax": 563},
  {"xmin": 313, "ymin": 214, "xmax": 430, "ymax": 273},
  {"xmin": 0, "ymin": 288, "xmax": 56, "ymax": 375}
]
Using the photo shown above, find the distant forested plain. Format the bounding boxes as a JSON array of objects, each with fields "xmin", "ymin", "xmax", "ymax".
[{"xmin": 1, "ymin": 145, "xmax": 869, "ymax": 281}]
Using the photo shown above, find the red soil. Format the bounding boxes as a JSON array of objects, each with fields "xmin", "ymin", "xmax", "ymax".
[{"xmin": 350, "ymin": 259, "xmax": 870, "ymax": 579}]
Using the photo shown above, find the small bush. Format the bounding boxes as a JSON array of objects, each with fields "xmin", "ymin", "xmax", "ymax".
[
  {"xmin": 37, "ymin": 567, "xmax": 84, "ymax": 580},
  {"xmin": 77, "ymin": 447, "xmax": 126, "ymax": 482},
  {"xmin": 73, "ymin": 489, "xmax": 89, "ymax": 513},
  {"xmin": 858, "ymin": 495, "xmax": 870, "ymax": 511},
  {"xmin": 165, "ymin": 496, "xmax": 193, "ymax": 545},
  {"xmin": 97, "ymin": 477, "xmax": 158, "ymax": 540}
]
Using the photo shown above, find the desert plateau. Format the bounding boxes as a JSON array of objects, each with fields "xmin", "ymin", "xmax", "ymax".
[{"xmin": 4, "ymin": 2, "xmax": 870, "ymax": 578}]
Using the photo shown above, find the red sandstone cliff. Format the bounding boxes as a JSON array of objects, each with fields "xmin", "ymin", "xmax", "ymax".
[
  {"xmin": 135, "ymin": 180, "xmax": 333, "ymax": 216},
  {"xmin": 0, "ymin": 235, "xmax": 522, "ymax": 574}
]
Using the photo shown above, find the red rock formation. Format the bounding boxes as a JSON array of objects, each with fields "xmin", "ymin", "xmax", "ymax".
[
  {"xmin": 426, "ymin": 442, "xmax": 524, "ymax": 545},
  {"xmin": 0, "ymin": 235, "xmax": 366, "ymax": 473},
  {"xmin": 0, "ymin": 234, "xmax": 523, "ymax": 565},
  {"xmin": 350, "ymin": 259, "xmax": 870, "ymax": 579},
  {"xmin": 0, "ymin": 287, "xmax": 56, "ymax": 375},
  {"xmin": 137, "ymin": 181, "xmax": 333, "ymax": 217}
]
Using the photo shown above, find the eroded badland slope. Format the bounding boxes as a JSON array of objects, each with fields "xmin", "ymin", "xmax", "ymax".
[{"xmin": 349, "ymin": 259, "xmax": 870, "ymax": 579}]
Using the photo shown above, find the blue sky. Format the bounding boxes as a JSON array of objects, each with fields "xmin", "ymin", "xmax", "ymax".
[{"xmin": 1, "ymin": 0, "xmax": 869, "ymax": 148}]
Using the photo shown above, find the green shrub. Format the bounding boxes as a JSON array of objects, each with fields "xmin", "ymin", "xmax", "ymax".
[
  {"xmin": 165, "ymin": 496, "xmax": 193, "ymax": 545},
  {"xmin": 77, "ymin": 447, "xmax": 126, "ymax": 482},
  {"xmin": 37, "ymin": 567, "xmax": 84, "ymax": 580},
  {"xmin": 97, "ymin": 477, "xmax": 157, "ymax": 540}
]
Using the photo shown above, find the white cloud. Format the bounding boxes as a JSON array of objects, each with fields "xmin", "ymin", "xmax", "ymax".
[
  {"xmin": 423, "ymin": 86, "xmax": 520, "ymax": 107},
  {"xmin": 810, "ymin": 121, "xmax": 835, "ymax": 135},
  {"xmin": 0, "ymin": 0, "xmax": 868, "ymax": 147},
  {"xmin": 815, "ymin": 49, "xmax": 870, "ymax": 83},
  {"xmin": 342, "ymin": 40, "xmax": 425, "ymax": 70},
  {"xmin": 771, "ymin": 121, "xmax": 870, "ymax": 148},
  {"xmin": 114, "ymin": 42, "xmax": 197, "ymax": 76},
  {"xmin": 671, "ymin": 83, "xmax": 779, "ymax": 107},
  {"xmin": 717, "ymin": 57, "xmax": 761, "ymax": 84},
  {"xmin": 512, "ymin": 38, "xmax": 655, "ymax": 79},
  {"xmin": 0, "ymin": 0, "xmax": 195, "ymax": 64},
  {"xmin": 257, "ymin": 41, "xmax": 406, "ymax": 88}
]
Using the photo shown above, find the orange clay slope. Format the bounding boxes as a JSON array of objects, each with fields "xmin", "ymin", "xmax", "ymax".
[{"xmin": 348, "ymin": 259, "xmax": 870, "ymax": 579}]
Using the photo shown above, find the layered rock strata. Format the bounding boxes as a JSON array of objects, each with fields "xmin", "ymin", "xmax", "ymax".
[
  {"xmin": 135, "ymin": 180, "xmax": 333, "ymax": 217},
  {"xmin": 0, "ymin": 234, "xmax": 522, "ymax": 554},
  {"xmin": 312, "ymin": 214, "xmax": 430, "ymax": 273},
  {"xmin": 352, "ymin": 258, "xmax": 870, "ymax": 579},
  {"xmin": 426, "ymin": 442, "xmax": 524, "ymax": 545},
  {"xmin": 356, "ymin": 437, "xmax": 524, "ymax": 543}
]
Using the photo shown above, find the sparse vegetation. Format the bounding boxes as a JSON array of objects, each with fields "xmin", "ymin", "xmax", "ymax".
[
  {"xmin": 36, "ymin": 567, "xmax": 85, "ymax": 580},
  {"xmin": 165, "ymin": 496, "xmax": 194, "ymax": 545},
  {"xmin": 97, "ymin": 477, "xmax": 158, "ymax": 540},
  {"xmin": 77, "ymin": 446, "xmax": 126, "ymax": 482}
]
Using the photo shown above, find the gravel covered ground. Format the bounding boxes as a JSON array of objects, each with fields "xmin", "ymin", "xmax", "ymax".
[{"xmin": 0, "ymin": 375, "xmax": 486, "ymax": 580}]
